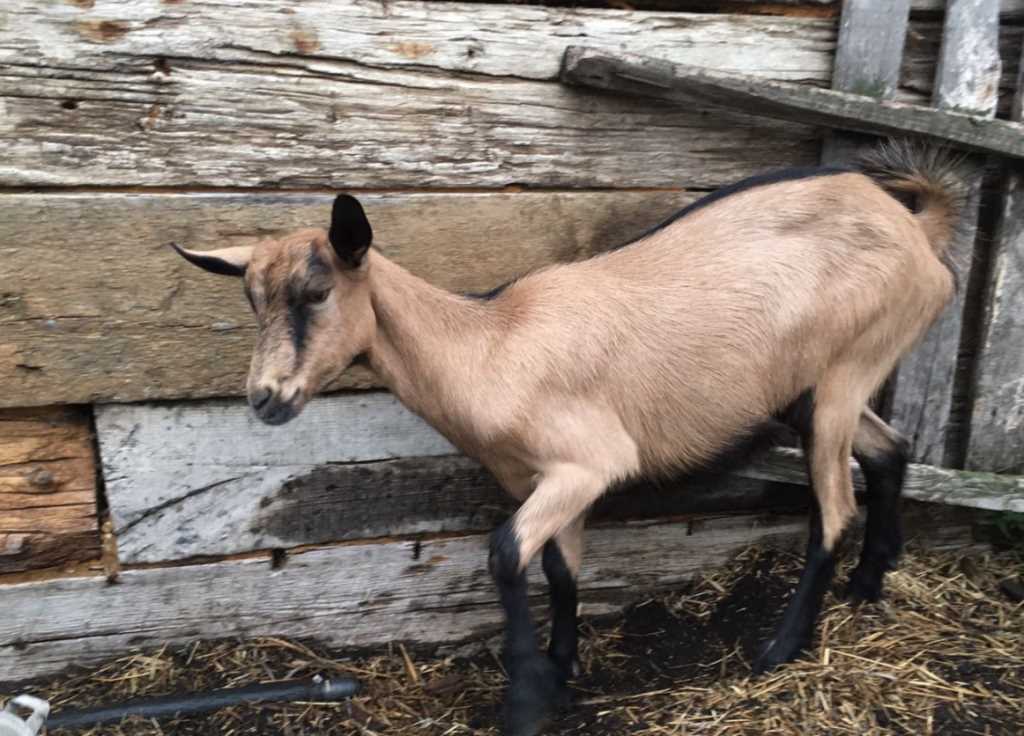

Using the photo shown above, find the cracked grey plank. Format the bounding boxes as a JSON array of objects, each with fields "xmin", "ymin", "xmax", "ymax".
[{"xmin": 0, "ymin": 517, "xmax": 811, "ymax": 681}]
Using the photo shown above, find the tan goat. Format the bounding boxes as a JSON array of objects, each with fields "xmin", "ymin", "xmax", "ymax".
[{"xmin": 173, "ymin": 142, "xmax": 965, "ymax": 736}]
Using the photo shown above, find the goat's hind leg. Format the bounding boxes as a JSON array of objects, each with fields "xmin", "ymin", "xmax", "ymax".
[
  {"xmin": 848, "ymin": 409, "xmax": 909, "ymax": 603},
  {"xmin": 490, "ymin": 466, "xmax": 606, "ymax": 736},
  {"xmin": 754, "ymin": 385, "xmax": 861, "ymax": 673}
]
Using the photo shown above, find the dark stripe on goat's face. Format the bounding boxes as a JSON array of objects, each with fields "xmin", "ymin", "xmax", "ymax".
[
  {"xmin": 286, "ymin": 249, "xmax": 333, "ymax": 369},
  {"xmin": 287, "ymin": 301, "xmax": 310, "ymax": 369},
  {"xmin": 621, "ymin": 166, "xmax": 854, "ymax": 248}
]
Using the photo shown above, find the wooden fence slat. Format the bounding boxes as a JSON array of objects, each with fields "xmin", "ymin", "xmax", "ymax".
[
  {"xmin": 727, "ymin": 0, "xmax": 1022, "ymax": 9},
  {"xmin": 2, "ymin": 3, "xmax": 1017, "ymax": 188},
  {"xmin": 747, "ymin": 447, "xmax": 1024, "ymax": 512},
  {"xmin": 96, "ymin": 394, "xmax": 1023, "ymax": 564},
  {"xmin": 559, "ymin": 45, "xmax": 1021, "ymax": 161},
  {"xmin": 0, "ymin": 2, "xmax": 836, "ymax": 189},
  {"xmin": 0, "ymin": 515, "xmax": 811, "ymax": 682},
  {"xmin": 0, "ymin": 191, "xmax": 697, "ymax": 407},
  {"xmin": 0, "ymin": 409, "xmax": 99, "ymax": 574},
  {"xmin": 887, "ymin": 0, "xmax": 1002, "ymax": 465},
  {"xmin": 913, "ymin": 0, "xmax": 1024, "ymax": 11},
  {"xmin": 820, "ymin": 0, "xmax": 911, "ymax": 164},
  {"xmin": 96, "ymin": 395, "xmax": 807, "ymax": 563},
  {"xmin": 0, "ymin": 503, "xmax": 978, "ymax": 685},
  {"xmin": 967, "ymin": 45, "xmax": 1024, "ymax": 475}
]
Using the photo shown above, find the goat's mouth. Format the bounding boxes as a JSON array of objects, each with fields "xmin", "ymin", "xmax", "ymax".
[{"xmin": 249, "ymin": 386, "xmax": 306, "ymax": 426}]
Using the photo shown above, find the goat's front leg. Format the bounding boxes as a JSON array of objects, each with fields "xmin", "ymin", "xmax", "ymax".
[{"xmin": 490, "ymin": 466, "xmax": 606, "ymax": 736}]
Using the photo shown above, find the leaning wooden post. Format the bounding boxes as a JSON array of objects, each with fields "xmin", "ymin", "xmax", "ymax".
[
  {"xmin": 966, "ymin": 44, "xmax": 1024, "ymax": 476},
  {"xmin": 886, "ymin": 0, "xmax": 1001, "ymax": 466},
  {"xmin": 821, "ymin": 0, "xmax": 912, "ymax": 164}
]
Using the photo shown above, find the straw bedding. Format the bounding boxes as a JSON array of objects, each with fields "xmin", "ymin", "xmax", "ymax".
[{"xmin": 7, "ymin": 545, "xmax": 1021, "ymax": 735}]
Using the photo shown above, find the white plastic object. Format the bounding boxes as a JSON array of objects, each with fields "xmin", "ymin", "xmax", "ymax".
[{"xmin": 0, "ymin": 695, "xmax": 49, "ymax": 736}]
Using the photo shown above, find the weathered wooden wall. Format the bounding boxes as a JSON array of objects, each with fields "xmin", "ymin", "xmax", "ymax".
[
  {"xmin": 2, "ymin": 3, "xmax": 1023, "ymax": 408},
  {"xmin": 1, "ymin": 0, "xmax": 1022, "ymax": 686}
]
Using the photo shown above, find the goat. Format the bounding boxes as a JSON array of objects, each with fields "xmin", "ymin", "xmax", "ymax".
[{"xmin": 173, "ymin": 142, "xmax": 965, "ymax": 736}]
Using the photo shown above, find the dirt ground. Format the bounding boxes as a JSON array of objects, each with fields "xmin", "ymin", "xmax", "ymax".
[{"xmin": 6, "ymin": 545, "xmax": 1022, "ymax": 735}]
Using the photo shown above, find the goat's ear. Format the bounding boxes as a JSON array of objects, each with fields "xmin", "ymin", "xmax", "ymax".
[
  {"xmin": 329, "ymin": 194, "xmax": 373, "ymax": 268},
  {"xmin": 171, "ymin": 243, "xmax": 252, "ymax": 277}
]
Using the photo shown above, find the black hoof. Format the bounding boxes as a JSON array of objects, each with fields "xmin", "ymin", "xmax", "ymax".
[
  {"xmin": 503, "ymin": 655, "xmax": 570, "ymax": 736},
  {"xmin": 752, "ymin": 636, "xmax": 806, "ymax": 675},
  {"xmin": 548, "ymin": 651, "xmax": 581, "ymax": 681},
  {"xmin": 845, "ymin": 562, "xmax": 886, "ymax": 604}
]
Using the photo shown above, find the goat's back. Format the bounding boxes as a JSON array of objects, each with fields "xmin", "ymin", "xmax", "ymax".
[{"xmin": 490, "ymin": 171, "xmax": 953, "ymax": 474}]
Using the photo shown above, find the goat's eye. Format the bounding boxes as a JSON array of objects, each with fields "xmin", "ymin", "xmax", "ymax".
[{"xmin": 306, "ymin": 288, "xmax": 331, "ymax": 304}]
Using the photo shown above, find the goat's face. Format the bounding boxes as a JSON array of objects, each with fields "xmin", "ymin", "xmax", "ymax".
[{"xmin": 172, "ymin": 195, "xmax": 375, "ymax": 425}]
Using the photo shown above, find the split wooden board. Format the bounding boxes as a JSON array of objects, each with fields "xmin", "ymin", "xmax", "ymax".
[
  {"xmin": 0, "ymin": 408, "xmax": 98, "ymax": 574},
  {"xmin": 96, "ymin": 394, "xmax": 1022, "ymax": 565},
  {"xmin": 1, "ymin": 2, "xmax": 831, "ymax": 189},
  {"xmin": 94, "ymin": 393, "xmax": 807, "ymax": 563},
  {"xmin": 0, "ymin": 514, "xmax": 810, "ymax": 682}
]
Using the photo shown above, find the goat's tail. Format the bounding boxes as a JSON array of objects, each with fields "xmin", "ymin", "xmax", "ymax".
[{"xmin": 857, "ymin": 140, "xmax": 970, "ymax": 260}]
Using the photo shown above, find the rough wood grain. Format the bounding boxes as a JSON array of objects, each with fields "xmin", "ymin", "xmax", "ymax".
[
  {"xmin": 0, "ymin": 2, "xmax": 834, "ymax": 188},
  {"xmin": 3, "ymin": 2, "xmax": 1015, "ymax": 188},
  {"xmin": 967, "ymin": 46, "xmax": 1024, "ymax": 475},
  {"xmin": 912, "ymin": 0, "xmax": 1024, "ymax": 11},
  {"xmin": 729, "ymin": 0, "xmax": 1020, "ymax": 11},
  {"xmin": 0, "ymin": 191, "xmax": 698, "ymax": 407},
  {"xmin": 95, "ymin": 394, "xmax": 807, "ymax": 563},
  {"xmin": 820, "ymin": 0, "xmax": 911, "ymax": 164},
  {"xmin": 0, "ymin": 514, "xmax": 810, "ymax": 682},
  {"xmin": 745, "ymin": 448, "xmax": 1024, "ymax": 513},
  {"xmin": 832, "ymin": 0, "xmax": 911, "ymax": 99},
  {"xmin": 888, "ymin": 0, "xmax": 1001, "ymax": 465},
  {"xmin": 559, "ymin": 45, "xmax": 1022, "ymax": 160},
  {"xmin": 97, "ymin": 394, "xmax": 1020, "ymax": 564},
  {"xmin": 0, "ymin": 409, "xmax": 98, "ymax": 574}
]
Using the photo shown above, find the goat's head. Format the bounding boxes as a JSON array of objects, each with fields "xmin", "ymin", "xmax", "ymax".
[{"xmin": 172, "ymin": 195, "xmax": 375, "ymax": 425}]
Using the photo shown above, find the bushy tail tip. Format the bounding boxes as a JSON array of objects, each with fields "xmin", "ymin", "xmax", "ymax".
[{"xmin": 857, "ymin": 139, "xmax": 970, "ymax": 261}]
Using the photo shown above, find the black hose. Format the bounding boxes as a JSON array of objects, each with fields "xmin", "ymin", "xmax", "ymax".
[{"xmin": 46, "ymin": 675, "xmax": 360, "ymax": 730}]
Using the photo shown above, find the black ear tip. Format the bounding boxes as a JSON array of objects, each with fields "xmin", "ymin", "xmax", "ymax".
[{"xmin": 332, "ymin": 193, "xmax": 364, "ymax": 215}]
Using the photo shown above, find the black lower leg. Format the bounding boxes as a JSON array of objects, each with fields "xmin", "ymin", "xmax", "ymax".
[
  {"xmin": 848, "ymin": 442, "xmax": 907, "ymax": 602},
  {"xmin": 490, "ymin": 523, "xmax": 568, "ymax": 736},
  {"xmin": 542, "ymin": 541, "xmax": 578, "ymax": 680},
  {"xmin": 754, "ymin": 506, "xmax": 837, "ymax": 673}
]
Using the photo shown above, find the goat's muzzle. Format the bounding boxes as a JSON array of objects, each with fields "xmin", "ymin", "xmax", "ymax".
[{"xmin": 249, "ymin": 384, "xmax": 303, "ymax": 426}]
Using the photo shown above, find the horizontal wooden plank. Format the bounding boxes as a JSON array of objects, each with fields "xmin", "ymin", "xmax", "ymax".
[
  {"xmin": 97, "ymin": 393, "xmax": 1020, "ymax": 565},
  {"xmin": 4, "ymin": 2, "xmax": 1021, "ymax": 189},
  {"xmin": 95, "ymin": 394, "xmax": 807, "ymax": 563},
  {"xmin": 1, "ymin": 2, "xmax": 834, "ymax": 188},
  {"xmin": 0, "ymin": 191, "xmax": 700, "ymax": 407},
  {"xmin": 0, "ymin": 408, "xmax": 99, "ymax": 574},
  {"xmin": 0, "ymin": 504, "xmax": 975, "ymax": 684},
  {"xmin": 560, "ymin": 46, "xmax": 1024, "ymax": 160},
  {"xmin": 743, "ymin": 447, "xmax": 1024, "ymax": 513},
  {"xmin": 914, "ymin": 0, "xmax": 1024, "ymax": 11},
  {"xmin": 730, "ymin": 0, "xmax": 1022, "ymax": 11}
]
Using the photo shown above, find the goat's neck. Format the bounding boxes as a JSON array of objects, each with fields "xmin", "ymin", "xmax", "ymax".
[{"xmin": 365, "ymin": 250, "xmax": 492, "ymax": 429}]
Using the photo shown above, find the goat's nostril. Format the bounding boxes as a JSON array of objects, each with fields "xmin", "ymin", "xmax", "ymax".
[{"xmin": 251, "ymin": 387, "xmax": 272, "ymax": 410}]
